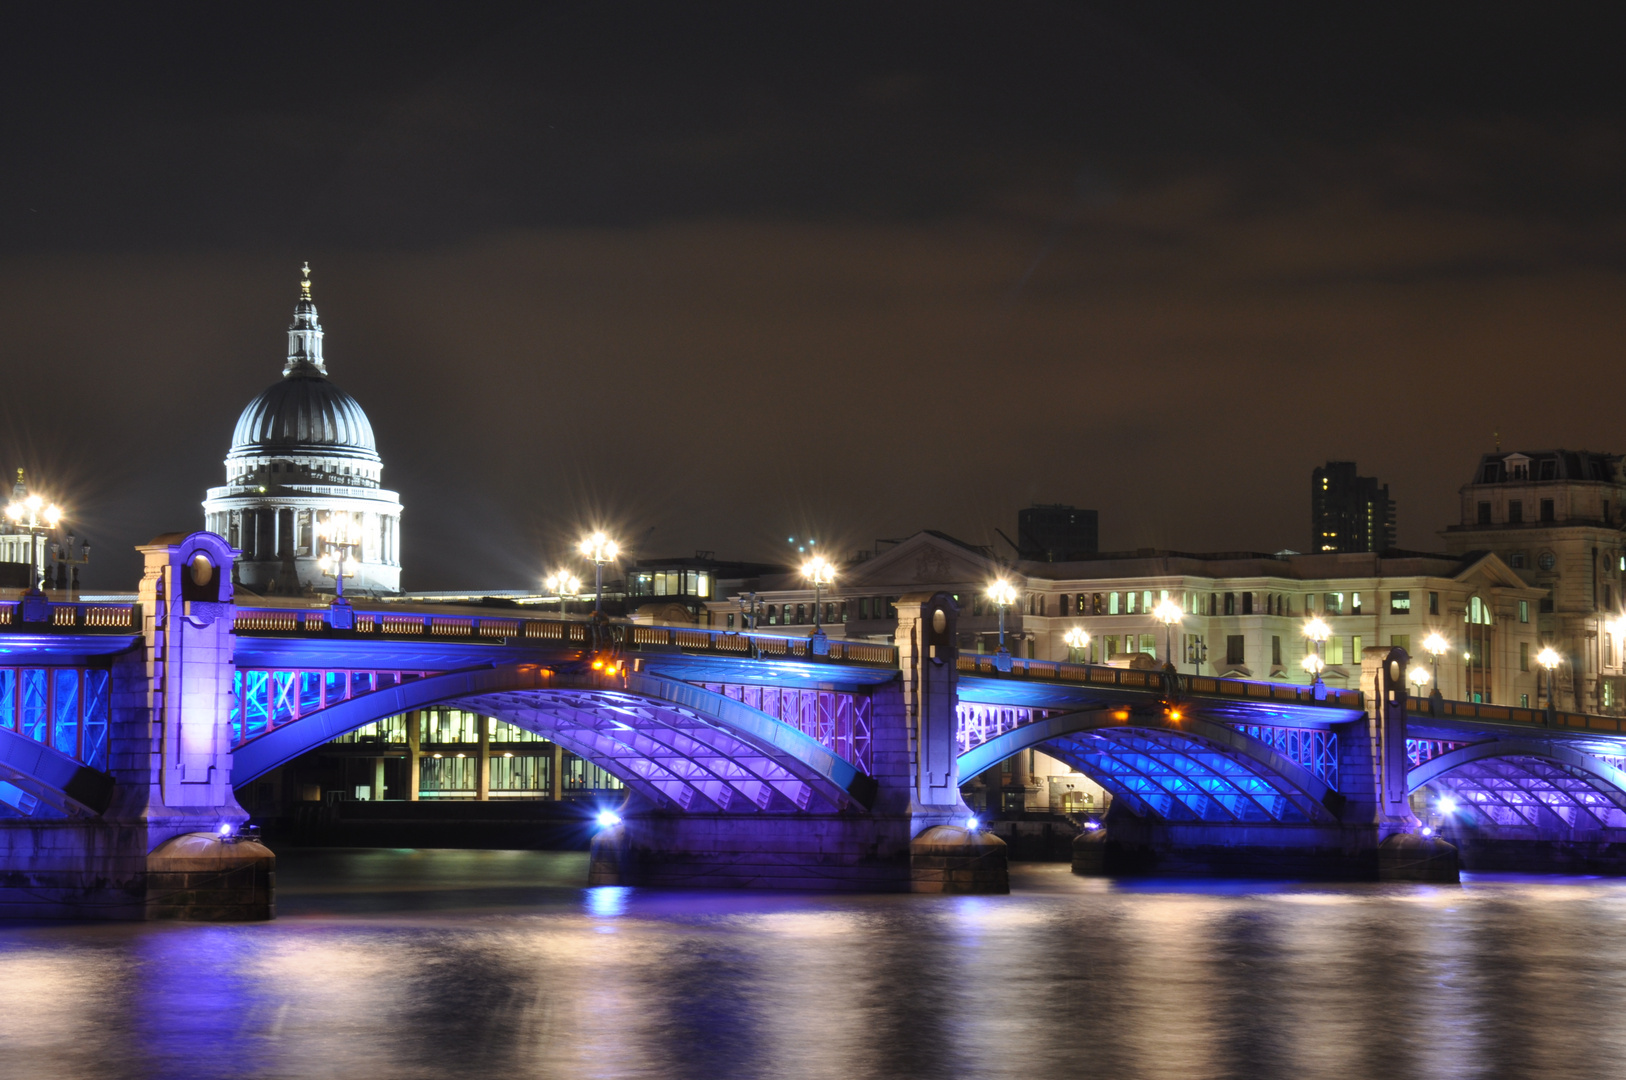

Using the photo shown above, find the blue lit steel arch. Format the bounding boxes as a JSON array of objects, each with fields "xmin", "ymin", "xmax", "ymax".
[
  {"xmin": 230, "ymin": 664, "xmax": 871, "ymax": 813},
  {"xmin": 0, "ymin": 726, "xmax": 115, "ymax": 818},
  {"xmin": 959, "ymin": 708, "xmax": 1340, "ymax": 824},
  {"xmin": 1408, "ymin": 739, "xmax": 1626, "ymax": 830}
]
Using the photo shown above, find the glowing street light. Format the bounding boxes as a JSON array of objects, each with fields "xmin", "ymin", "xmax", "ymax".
[
  {"xmin": 802, "ymin": 555, "xmax": 836, "ymax": 634},
  {"xmin": 544, "ymin": 569, "xmax": 581, "ymax": 616},
  {"xmin": 1153, "ymin": 597, "xmax": 1183, "ymax": 671},
  {"xmin": 5, "ymin": 479, "xmax": 64, "ymax": 591},
  {"xmin": 1422, "ymin": 631, "xmax": 1449, "ymax": 691},
  {"xmin": 579, "ymin": 531, "xmax": 620, "ymax": 614},
  {"xmin": 316, "ymin": 513, "xmax": 362, "ymax": 601},
  {"xmin": 1537, "ymin": 645, "xmax": 1562, "ymax": 723},
  {"xmin": 987, "ymin": 578, "xmax": 1018, "ymax": 670},
  {"xmin": 1063, "ymin": 625, "xmax": 1091, "ymax": 663},
  {"xmin": 1409, "ymin": 666, "xmax": 1431, "ymax": 699},
  {"xmin": 1303, "ymin": 617, "xmax": 1331, "ymax": 689}
]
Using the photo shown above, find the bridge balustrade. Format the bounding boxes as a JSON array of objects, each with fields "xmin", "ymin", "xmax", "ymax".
[
  {"xmin": 956, "ymin": 654, "xmax": 1364, "ymax": 710},
  {"xmin": 231, "ymin": 606, "xmax": 901, "ymax": 668},
  {"xmin": 0, "ymin": 600, "xmax": 139, "ymax": 632},
  {"xmin": 0, "ymin": 666, "xmax": 111, "ymax": 771}
]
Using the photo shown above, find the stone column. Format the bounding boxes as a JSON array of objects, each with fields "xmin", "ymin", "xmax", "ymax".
[
  {"xmin": 406, "ymin": 710, "xmax": 421, "ymax": 801},
  {"xmin": 549, "ymin": 742, "xmax": 563, "ymax": 801},
  {"xmin": 895, "ymin": 591, "xmax": 1008, "ymax": 893},
  {"xmin": 476, "ymin": 716, "xmax": 490, "ymax": 801}
]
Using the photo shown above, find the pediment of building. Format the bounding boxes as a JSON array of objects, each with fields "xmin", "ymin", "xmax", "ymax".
[
  {"xmin": 1454, "ymin": 552, "xmax": 1533, "ymax": 592},
  {"xmin": 841, "ymin": 532, "xmax": 1008, "ymax": 590}
]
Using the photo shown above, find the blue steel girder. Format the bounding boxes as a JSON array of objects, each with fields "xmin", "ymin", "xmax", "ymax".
[
  {"xmin": 1408, "ymin": 738, "xmax": 1626, "ymax": 832},
  {"xmin": 0, "ymin": 726, "xmax": 115, "ymax": 818},
  {"xmin": 229, "ymin": 664, "xmax": 871, "ymax": 814},
  {"xmin": 959, "ymin": 705, "xmax": 1341, "ymax": 824}
]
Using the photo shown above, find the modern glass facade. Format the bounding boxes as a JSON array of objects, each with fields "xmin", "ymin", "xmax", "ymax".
[{"xmin": 318, "ymin": 708, "xmax": 624, "ymax": 801}]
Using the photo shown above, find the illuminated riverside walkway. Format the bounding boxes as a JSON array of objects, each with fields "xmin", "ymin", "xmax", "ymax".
[{"xmin": 6, "ymin": 530, "xmax": 1626, "ymax": 917}]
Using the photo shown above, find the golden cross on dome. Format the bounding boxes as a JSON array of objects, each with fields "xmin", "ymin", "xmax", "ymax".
[{"xmin": 300, "ymin": 261, "xmax": 312, "ymax": 299}]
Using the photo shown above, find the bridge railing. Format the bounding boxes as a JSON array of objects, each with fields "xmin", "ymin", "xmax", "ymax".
[
  {"xmin": 0, "ymin": 598, "xmax": 141, "ymax": 634},
  {"xmin": 956, "ymin": 654, "xmax": 1365, "ymax": 710},
  {"xmin": 231, "ymin": 607, "xmax": 901, "ymax": 669},
  {"xmin": 1412, "ymin": 693, "xmax": 1626, "ymax": 735}
]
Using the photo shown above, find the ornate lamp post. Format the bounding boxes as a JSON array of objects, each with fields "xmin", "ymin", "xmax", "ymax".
[
  {"xmin": 1424, "ymin": 634, "xmax": 1450, "ymax": 715},
  {"xmin": 1063, "ymin": 625, "xmax": 1090, "ymax": 664},
  {"xmin": 987, "ymin": 579, "xmax": 1018, "ymax": 671},
  {"xmin": 50, "ymin": 533, "xmax": 90, "ymax": 591},
  {"xmin": 1422, "ymin": 632, "xmax": 1449, "ymax": 695},
  {"xmin": 1537, "ymin": 646, "xmax": 1562, "ymax": 725},
  {"xmin": 1153, "ymin": 597, "xmax": 1183, "ymax": 673},
  {"xmin": 1303, "ymin": 616, "xmax": 1331, "ymax": 693},
  {"xmin": 544, "ymin": 570, "xmax": 580, "ymax": 616},
  {"xmin": 802, "ymin": 555, "xmax": 836, "ymax": 655},
  {"xmin": 578, "ymin": 531, "xmax": 619, "ymax": 615},
  {"xmin": 737, "ymin": 591, "xmax": 762, "ymax": 632},
  {"xmin": 5, "ymin": 490, "xmax": 63, "ymax": 591},
  {"xmin": 1409, "ymin": 665, "xmax": 1431, "ymax": 702},
  {"xmin": 317, "ymin": 513, "xmax": 361, "ymax": 628}
]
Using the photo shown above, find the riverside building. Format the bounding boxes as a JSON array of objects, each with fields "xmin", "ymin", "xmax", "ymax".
[
  {"xmin": 1441, "ymin": 449, "xmax": 1626, "ymax": 713},
  {"xmin": 706, "ymin": 530, "xmax": 1545, "ymax": 707}
]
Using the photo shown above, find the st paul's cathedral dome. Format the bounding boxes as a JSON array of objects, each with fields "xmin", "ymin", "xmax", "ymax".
[{"xmin": 203, "ymin": 266, "xmax": 403, "ymax": 595}]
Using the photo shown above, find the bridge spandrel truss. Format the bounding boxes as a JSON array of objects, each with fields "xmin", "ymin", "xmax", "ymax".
[
  {"xmin": 452, "ymin": 689, "xmax": 848, "ymax": 814},
  {"xmin": 0, "ymin": 667, "xmax": 111, "ymax": 772},
  {"xmin": 955, "ymin": 704, "xmax": 1340, "ymax": 791},
  {"xmin": 1427, "ymin": 755, "xmax": 1626, "ymax": 831},
  {"xmin": 0, "ymin": 666, "xmax": 111, "ymax": 817},
  {"xmin": 1234, "ymin": 724, "xmax": 1339, "ymax": 789},
  {"xmin": 232, "ymin": 667, "xmax": 433, "ymax": 746},
  {"xmin": 1043, "ymin": 729, "xmax": 1324, "ymax": 824},
  {"xmin": 1407, "ymin": 738, "xmax": 1475, "ymax": 768},
  {"xmin": 694, "ymin": 683, "xmax": 872, "ymax": 776}
]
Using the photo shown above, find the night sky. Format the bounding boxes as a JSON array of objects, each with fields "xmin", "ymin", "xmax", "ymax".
[{"xmin": 4, "ymin": 3, "xmax": 1624, "ymax": 590}]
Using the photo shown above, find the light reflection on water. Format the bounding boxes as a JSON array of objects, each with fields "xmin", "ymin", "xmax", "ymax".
[{"xmin": 2, "ymin": 854, "xmax": 1626, "ymax": 1079}]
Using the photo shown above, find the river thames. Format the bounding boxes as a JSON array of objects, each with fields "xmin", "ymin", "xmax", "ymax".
[{"xmin": 2, "ymin": 850, "xmax": 1623, "ymax": 1080}]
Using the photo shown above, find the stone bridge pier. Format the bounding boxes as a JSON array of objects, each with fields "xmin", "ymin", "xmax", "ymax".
[
  {"xmin": 590, "ymin": 592, "xmax": 1008, "ymax": 892},
  {"xmin": 0, "ymin": 532, "xmax": 272, "ymax": 920}
]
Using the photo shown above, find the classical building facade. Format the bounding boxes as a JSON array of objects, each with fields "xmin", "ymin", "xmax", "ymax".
[
  {"xmin": 704, "ymin": 530, "xmax": 1545, "ymax": 708},
  {"xmin": 203, "ymin": 268, "xmax": 403, "ymax": 595},
  {"xmin": 1441, "ymin": 449, "xmax": 1626, "ymax": 713}
]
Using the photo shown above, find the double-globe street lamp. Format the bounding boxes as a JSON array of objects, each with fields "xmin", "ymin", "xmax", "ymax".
[
  {"xmin": 1303, "ymin": 616, "xmax": 1331, "ymax": 692},
  {"xmin": 578, "ymin": 532, "xmax": 619, "ymax": 615},
  {"xmin": 1537, "ymin": 645, "xmax": 1562, "ymax": 724},
  {"xmin": 1421, "ymin": 631, "xmax": 1450, "ymax": 714},
  {"xmin": 544, "ymin": 569, "xmax": 581, "ymax": 616},
  {"xmin": 1152, "ymin": 597, "xmax": 1183, "ymax": 674},
  {"xmin": 1063, "ymin": 625, "xmax": 1090, "ymax": 664},
  {"xmin": 5, "ymin": 491, "xmax": 62, "ymax": 591},
  {"xmin": 802, "ymin": 555, "xmax": 836, "ymax": 654},
  {"xmin": 987, "ymin": 578, "xmax": 1018, "ymax": 671},
  {"xmin": 316, "ymin": 514, "xmax": 361, "ymax": 628}
]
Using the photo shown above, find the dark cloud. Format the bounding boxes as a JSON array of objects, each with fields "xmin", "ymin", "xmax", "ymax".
[{"xmin": 1, "ymin": 3, "xmax": 1622, "ymax": 588}]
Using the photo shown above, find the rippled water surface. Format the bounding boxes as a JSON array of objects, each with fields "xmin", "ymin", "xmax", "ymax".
[{"xmin": 3, "ymin": 850, "xmax": 1626, "ymax": 1079}]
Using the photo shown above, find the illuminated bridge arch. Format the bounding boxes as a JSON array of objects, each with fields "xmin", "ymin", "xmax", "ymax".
[
  {"xmin": 958, "ymin": 708, "xmax": 1341, "ymax": 824},
  {"xmin": 1408, "ymin": 739, "xmax": 1626, "ymax": 831},
  {"xmin": 230, "ymin": 664, "xmax": 874, "ymax": 814}
]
